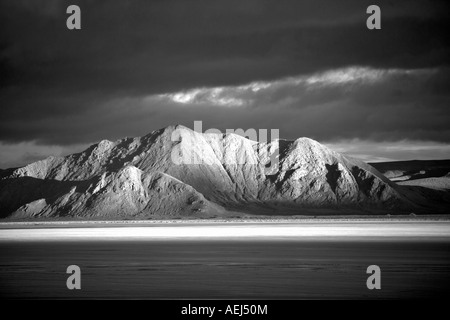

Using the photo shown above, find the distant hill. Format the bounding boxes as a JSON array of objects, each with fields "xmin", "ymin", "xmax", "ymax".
[
  {"xmin": 371, "ymin": 159, "xmax": 450, "ymax": 190},
  {"xmin": 370, "ymin": 159, "xmax": 450, "ymax": 182}
]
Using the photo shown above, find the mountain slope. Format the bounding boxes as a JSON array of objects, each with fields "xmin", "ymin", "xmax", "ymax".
[{"xmin": 0, "ymin": 125, "xmax": 428, "ymax": 218}]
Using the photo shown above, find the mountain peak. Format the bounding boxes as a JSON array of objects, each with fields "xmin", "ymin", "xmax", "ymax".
[{"xmin": 0, "ymin": 125, "xmax": 427, "ymax": 218}]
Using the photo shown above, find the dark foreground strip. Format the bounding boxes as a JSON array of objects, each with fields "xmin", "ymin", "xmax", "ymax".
[{"xmin": 3, "ymin": 299, "xmax": 446, "ymax": 319}]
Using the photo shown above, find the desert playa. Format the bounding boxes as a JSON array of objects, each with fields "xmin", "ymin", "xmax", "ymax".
[
  {"xmin": 1, "ymin": 220, "xmax": 450, "ymax": 241},
  {"xmin": 1, "ymin": 220, "xmax": 450, "ymax": 299}
]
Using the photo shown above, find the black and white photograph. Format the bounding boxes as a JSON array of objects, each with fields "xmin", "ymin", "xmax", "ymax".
[{"xmin": 0, "ymin": 0, "xmax": 450, "ymax": 306}]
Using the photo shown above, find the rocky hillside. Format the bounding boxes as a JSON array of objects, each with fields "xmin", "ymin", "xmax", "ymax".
[{"xmin": 0, "ymin": 125, "xmax": 434, "ymax": 219}]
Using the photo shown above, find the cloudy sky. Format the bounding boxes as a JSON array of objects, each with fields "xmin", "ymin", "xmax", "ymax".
[{"xmin": 1, "ymin": 0, "xmax": 449, "ymax": 168}]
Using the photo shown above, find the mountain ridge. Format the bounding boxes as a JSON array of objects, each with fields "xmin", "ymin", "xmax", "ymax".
[{"xmin": 0, "ymin": 125, "xmax": 445, "ymax": 219}]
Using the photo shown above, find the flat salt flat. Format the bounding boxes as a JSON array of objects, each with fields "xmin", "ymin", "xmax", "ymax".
[
  {"xmin": 1, "ymin": 220, "xmax": 450, "ymax": 299},
  {"xmin": 1, "ymin": 221, "xmax": 449, "ymax": 241}
]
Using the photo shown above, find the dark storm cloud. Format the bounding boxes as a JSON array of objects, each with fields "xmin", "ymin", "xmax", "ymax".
[
  {"xmin": 2, "ymin": 0, "xmax": 449, "ymax": 93},
  {"xmin": 0, "ymin": 0, "xmax": 449, "ymax": 167},
  {"xmin": 3, "ymin": 66, "xmax": 446, "ymax": 147},
  {"xmin": 148, "ymin": 67, "xmax": 450, "ymax": 143}
]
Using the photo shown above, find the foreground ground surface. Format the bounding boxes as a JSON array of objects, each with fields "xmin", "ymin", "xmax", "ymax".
[{"xmin": 1, "ymin": 221, "xmax": 449, "ymax": 299}]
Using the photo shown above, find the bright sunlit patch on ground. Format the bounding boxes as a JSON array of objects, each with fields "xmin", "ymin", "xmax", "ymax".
[{"xmin": 1, "ymin": 222, "xmax": 449, "ymax": 241}]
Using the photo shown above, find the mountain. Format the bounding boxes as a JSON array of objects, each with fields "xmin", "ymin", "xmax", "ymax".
[
  {"xmin": 0, "ymin": 125, "xmax": 445, "ymax": 219},
  {"xmin": 370, "ymin": 160, "xmax": 450, "ymax": 211},
  {"xmin": 371, "ymin": 159, "xmax": 450, "ymax": 185}
]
